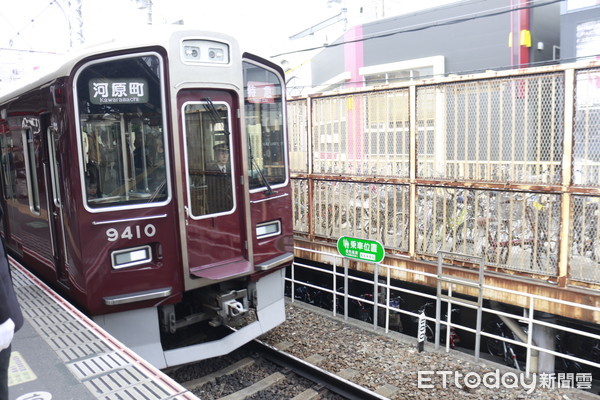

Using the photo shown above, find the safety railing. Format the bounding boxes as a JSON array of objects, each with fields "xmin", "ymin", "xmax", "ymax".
[{"xmin": 287, "ymin": 245, "xmax": 600, "ymax": 378}]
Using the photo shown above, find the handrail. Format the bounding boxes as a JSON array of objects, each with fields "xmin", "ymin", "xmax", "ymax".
[{"xmin": 288, "ymin": 245, "xmax": 600, "ymax": 377}]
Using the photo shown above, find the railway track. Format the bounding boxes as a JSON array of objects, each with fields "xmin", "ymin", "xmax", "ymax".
[{"xmin": 166, "ymin": 339, "xmax": 388, "ymax": 400}]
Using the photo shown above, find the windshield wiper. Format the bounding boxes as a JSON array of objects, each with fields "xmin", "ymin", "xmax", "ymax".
[
  {"xmin": 251, "ymin": 155, "xmax": 275, "ymax": 195},
  {"xmin": 202, "ymin": 97, "xmax": 230, "ymax": 135}
]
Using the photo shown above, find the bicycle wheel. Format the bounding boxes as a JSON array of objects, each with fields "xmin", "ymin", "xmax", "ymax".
[
  {"xmin": 486, "ymin": 336, "xmax": 504, "ymax": 357},
  {"xmin": 507, "ymin": 346, "xmax": 521, "ymax": 370},
  {"xmin": 426, "ymin": 324, "xmax": 435, "ymax": 343}
]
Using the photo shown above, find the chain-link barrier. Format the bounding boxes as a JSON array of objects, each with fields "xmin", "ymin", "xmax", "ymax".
[
  {"xmin": 288, "ymin": 62, "xmax": 600, "ymax": 284},
  {"xmin": 311, "ymin": 90, "xmax": 410, "ymax": 177},
  {"xmin": 417, "ymin": 74, "xmax": 564, "ymax": 184},
  {"xmin": 288, "ymin": 99, "xmax": 309, "ymax": 174},
  {"xmin": 311, "ymin": 181, "xmax": 410, "ymax": 251},
  {"xmin": 292, "ymin": 178, "xmax": 309, "ymax": 234},
  {"xmin": 573, "ymin": 69, "xmax": 600, "ymax": 187},
  {"xmin": 570, "ymin": 195, "xmax": 600, "ymax": 282},
  {"xmin": 416, "ymin": 187, "xmax": 559, "ymax": 275}
]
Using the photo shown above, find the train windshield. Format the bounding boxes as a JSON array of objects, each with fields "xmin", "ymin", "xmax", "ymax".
[
  {"xmin": 243, "ymin": 61, "xmax": 287, "ymax": 191},
  {"xmin": 75, "ymin": 53, "xmax": 168, "ymax": 209}
]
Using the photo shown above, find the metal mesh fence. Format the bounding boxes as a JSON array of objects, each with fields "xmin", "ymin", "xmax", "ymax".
[
  {"xmin": 312, "ymin": 180, "xmax": 410, "ymax": 251},
  {"xmin": 417, "ymin": 73, "xmax": 564, "ymax": 184},
  {"xmin": 289, "ymin": 63, "xmax": 600, "ymax": 284},
  {"xmin": 288, "ymin": 99, "xmax": 309, "ymax": 174},
  {"xmin": 311, "ymin": 89, "xmax": 410, "ymax": 177},
  {"xmin": 416, "ymin": 187, "xmax": 559, "ymax": 275},
  {"xmin": 573, "ymin": 69, "xmax": 600, "ymax": 187},
  {"xmin": 292, "ymin": 178, "xmax": 309, "ymax": 234},
  {"xmin": 569, "ymin": 195, "xmax": 600, "ymax": 282}
]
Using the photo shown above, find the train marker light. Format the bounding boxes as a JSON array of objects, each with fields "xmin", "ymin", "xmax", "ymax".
[
  {"xmin": 337, "ymin": 236, "xmax": 385, "ymax": 263},
  {"xmin": 111, "ymin": 245, "xmax": 152, "ymax": 269},
  {"xmin": 256, "ymin": 220, "xmax": 281, "ymax": 239}
]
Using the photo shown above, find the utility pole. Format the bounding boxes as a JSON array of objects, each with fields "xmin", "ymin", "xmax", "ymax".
[
  {"xmin": 135, "ymin": 0, "xmax": 153, "ymax": 25},
  {"xmin": 55, "ymin": 0, "xmax": 85, "ymax": 49}
]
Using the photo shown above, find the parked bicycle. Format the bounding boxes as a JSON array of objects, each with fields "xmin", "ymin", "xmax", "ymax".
[
  {"xmin": 354, "ymin": 293, "xmax": 374, "ymax": 323},
  {"xmin": 293, "ymin": 282, "xmax": 332, "ymax": 310},
  {"xmin": 555, "ymin": 332, "xmax": 586, "ymax": 375},
  {"xmin": 331, "ymin": 288, "xmax": 374, "ymax": 322},
  {"xmin": 410, "ymin": 302, "xmax": 461, "ymax": 348},
  {"xmin": 484, "ymin": 320, "xmax": 524, "ymax": 370}
]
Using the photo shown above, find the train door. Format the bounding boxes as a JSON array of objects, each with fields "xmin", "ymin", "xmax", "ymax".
[
  {"xmin": 178, "ymin": 90, "xmax": 249, "ymax": 280},
  {"xmin": 44, "ymin": 116, "xmax": 68, "ymax": 283},
  {"xmin": 0, "ymin": 117, "xmax": 13, "ymax": 241}
]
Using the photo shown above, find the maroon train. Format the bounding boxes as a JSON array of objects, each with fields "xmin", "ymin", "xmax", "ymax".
[{"xmin": 0, "ymin": 28, "xmax": 293, "ymax": 368}]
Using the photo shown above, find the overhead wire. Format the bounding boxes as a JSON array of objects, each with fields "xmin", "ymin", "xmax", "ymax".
[
  {"xmin": 0, "ymin": 47, "xmax": 59, "ymax": 55},
  {"xmin": 2, "ymin": 0, "xmax": 60, "ymax": 52}
]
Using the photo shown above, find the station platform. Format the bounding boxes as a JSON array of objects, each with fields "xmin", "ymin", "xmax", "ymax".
[{"xmin": 7, "ymin": 259, "xmax": 198, "ymax": 400}]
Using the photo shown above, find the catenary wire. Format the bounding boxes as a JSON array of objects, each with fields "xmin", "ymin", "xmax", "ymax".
[{"xmin": 1, "ymin": 0, "xmax": 59, "ymax": 51}]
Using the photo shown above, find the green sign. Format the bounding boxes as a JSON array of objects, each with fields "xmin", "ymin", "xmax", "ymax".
[{"xmin": 337, "ymin": 236, "xmax": 385, "ymax": 263}]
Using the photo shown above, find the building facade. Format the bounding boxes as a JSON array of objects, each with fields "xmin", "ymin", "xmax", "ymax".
[
  {"xmin": 560, "ymin": 0, "xmax": 600, "ymax": 61},
  {"xmin": 307, "ymin": 0, "xmax": 562, "ymax": 91}
]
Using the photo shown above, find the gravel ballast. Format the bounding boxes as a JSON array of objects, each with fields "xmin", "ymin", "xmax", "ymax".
[{"xmin": 259, "ymin": 301, "xmax": 599, "ymax": 400}]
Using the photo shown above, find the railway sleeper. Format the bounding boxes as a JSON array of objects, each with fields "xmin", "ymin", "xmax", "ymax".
[
  {"xmin": 217, "ymin": 371, "xmax": 286, "ymax": 400},
  {"xmin": 182, "ymin": 357, "xmax": 256, "ymax": 392}
]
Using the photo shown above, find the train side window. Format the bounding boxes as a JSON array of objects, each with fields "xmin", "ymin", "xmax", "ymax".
[
  {"xmin": 243, "ymin": 61, "xmax": 288, "ymax": 192},
  {"xmin": 75, "ymin": 53, "xmax": 169, "ymax": 210},
  {"xmin": 22, "ymin": 128, "xmax": 41, "ymax": 214}
]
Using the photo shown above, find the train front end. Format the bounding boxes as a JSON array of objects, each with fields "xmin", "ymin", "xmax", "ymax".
[{"xmin": 74, "ymin": 30, "xmax": 293, "ymax": 368}]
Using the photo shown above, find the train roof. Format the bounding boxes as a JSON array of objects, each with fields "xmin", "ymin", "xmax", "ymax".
[{"xmin": 0, "ymin": 26, "xmax": 245, "ymax": 104}]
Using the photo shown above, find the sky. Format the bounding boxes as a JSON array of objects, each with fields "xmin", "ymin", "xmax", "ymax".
[
  {"xmin": 0, "ymin": 0, "xmax": 337, "ymax": 60},
  {"xmin": 0, "ymin": 0, "xmax": 459, "ymax": 83}
]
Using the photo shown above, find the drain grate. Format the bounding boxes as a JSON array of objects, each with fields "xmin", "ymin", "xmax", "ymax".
[
  {"xmin": 84, "ymin": 366, "xmax": 173, "ymax": 399},
  {"xmin": 68, "ymin": 352, "xmax": 131, "ymax": 380}
]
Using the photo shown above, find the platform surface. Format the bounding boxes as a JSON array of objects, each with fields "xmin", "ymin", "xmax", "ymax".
[{"xmin": 7, "ymin": 259, "xmax": 198, "ymax": 400}]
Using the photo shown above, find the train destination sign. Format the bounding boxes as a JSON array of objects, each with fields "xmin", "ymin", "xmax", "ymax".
[
  {"xmin": 337, "ymin": 236, "xmax": 385, "ymax": 263},
  {"xmin": 89, "ymin": 78, "xmax": 149, "ymax": 104},
  {"xmin": 247, "ymin": 81, "xmax": 275, "ymax": 104}
]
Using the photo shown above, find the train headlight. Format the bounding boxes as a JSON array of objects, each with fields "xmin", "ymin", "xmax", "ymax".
[
  {"xmin": 111, "ymin": 245, "xmax": 152, "ymax": 269},
  {"xmin": 181, "ymin": 40, "xmax": 229, "ymax": 64},
  {"xmin": 208, "ymin": 47, "xmax": 225, "ymax": 61},
  {"xmin": 256, "ymin": 220, "xmax": 281, "ymax": 240},
  {"xmin": 183, "ymin": 46, "xmax": 200, "ymax": 60}
]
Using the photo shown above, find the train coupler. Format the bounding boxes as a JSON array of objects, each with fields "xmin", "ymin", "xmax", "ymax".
[{"xmin": 208, "ymin": 289, "xmax": 249, "ymax": 327}]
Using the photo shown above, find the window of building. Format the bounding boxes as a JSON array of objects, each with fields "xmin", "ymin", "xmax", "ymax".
[{"xmin": 360, "ymin": 56, "xmax": 444, "ymax": 86}]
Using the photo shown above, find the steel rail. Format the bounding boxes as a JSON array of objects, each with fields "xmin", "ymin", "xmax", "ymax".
[{"xmin": 247, "ymin": 339, "xmax": 388, "ymax": 400}]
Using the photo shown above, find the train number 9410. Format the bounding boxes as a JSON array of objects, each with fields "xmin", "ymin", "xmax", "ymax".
[{"xmin": 106, "ymin": 224, "xmax": 157, "ymax": 242}]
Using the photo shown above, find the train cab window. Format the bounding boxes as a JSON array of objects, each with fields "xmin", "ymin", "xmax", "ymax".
[
  {"xmin": 243, "ymin": 61, "xmax": 288, "ymax": 192},
  {"xmin": 182, "ymin": 101, "xmax": 234, "ymax": 217},
  {"xmin": 74, "ymin": 53, "xmax": 169, "ymax": 210}
]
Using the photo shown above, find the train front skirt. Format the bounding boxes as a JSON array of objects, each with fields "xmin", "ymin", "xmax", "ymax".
[{"xmin": 93, "ymin": 268, "xmax": 285, "ymax": 369}]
